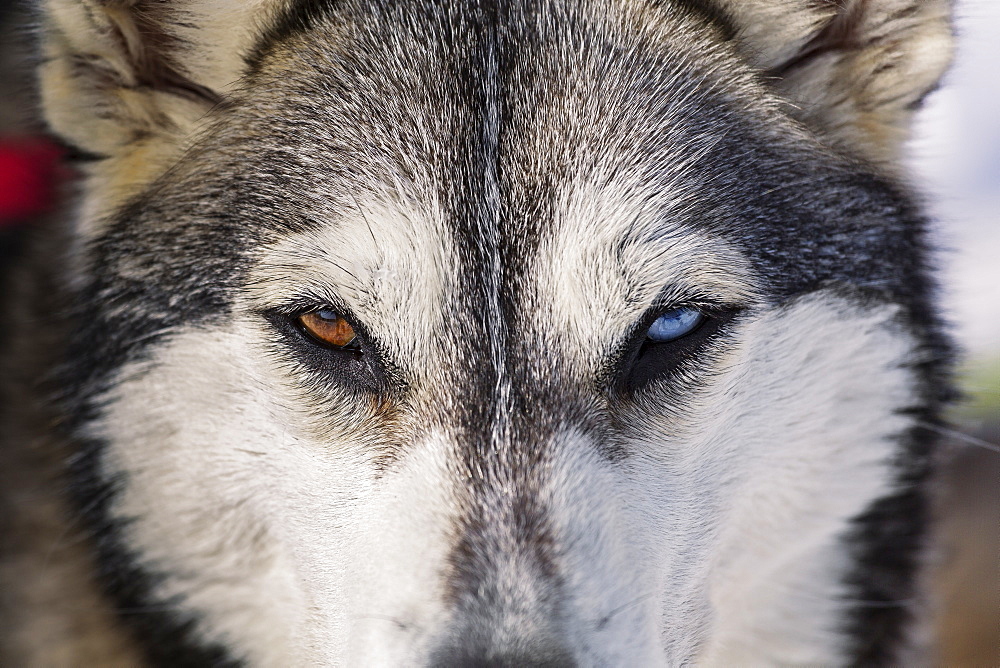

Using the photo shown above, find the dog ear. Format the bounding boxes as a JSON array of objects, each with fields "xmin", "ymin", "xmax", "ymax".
[
  {"xmin": 37, "ymin": 0, "xmax": 276, "ymax": 160},
  {"xmin": 718, "ymin": 0, "xmax": 953, "ymax": 167}
]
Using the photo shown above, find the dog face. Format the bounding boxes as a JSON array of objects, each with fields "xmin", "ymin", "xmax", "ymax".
[{"xmin": 37, "ymin": 0, "xmax": 953, "ymax": 664}]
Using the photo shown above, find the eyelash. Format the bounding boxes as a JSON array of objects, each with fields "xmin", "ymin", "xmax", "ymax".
[
  {"xmin": 608, "ymin": 302, "xmax": 739, "ymax": 394},
  {"xmin": 261, "ymin": 306, "xmax": 391, "ymax": 394}
]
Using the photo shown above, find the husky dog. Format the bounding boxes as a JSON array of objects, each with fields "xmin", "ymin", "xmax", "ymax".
[{"xmin": 0, "ymin": 0, "xmax": 956, "ymax": 665}]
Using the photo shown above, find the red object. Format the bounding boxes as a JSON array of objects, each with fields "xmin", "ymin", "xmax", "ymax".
[{"xmin": 0, "ymin": 137, "xmax": 65, "ymax": 227}]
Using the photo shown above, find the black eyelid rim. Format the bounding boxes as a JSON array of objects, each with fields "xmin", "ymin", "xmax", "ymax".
[
  {"xmin": 255, "ymin": 291, "xmax": 410, "ymax": 395},
  {"xmin": 259, "ymin": 303, "xmax": 401, "ymax": 395},
  {"xmin": 256, "ymin": 293, "xmax": 374, "ymax": 352},
  {"xmin": 604, "ymin": 300, "xmax": 703, "ymax": 363},
  {"xmin": 295, "ymin": 314, "xmax": 363, "ymax": 352},
  {"xmin": 627, "ymin": 297, "xmax": 736, "ymax": 349},
  {"xmin": 600, "ymin": 299, "xmax": 742, "ymax": 393}
]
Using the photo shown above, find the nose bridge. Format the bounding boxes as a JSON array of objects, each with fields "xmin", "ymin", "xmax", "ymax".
[
  {"xmin": 437, "ymin": 362, "xmax": 637, "ymax": 660},
  {"xmin": 435, "ymin": 374, "xmax": 574, "ymax": 655},
  {"xmin": 424, "ymin": 304, "xmax": 660, "ymax": 665},
  {"xmin": 437, "ymin": 480, "xmax": 574, "ymax": 664},
  {"xmin": 429, "ymin": 406, "xmax": 651, "ymax": 666},
  {"xmin": 447, "ymin": 428, "xmax": 563, "ymax": 613},
  {"xmin": 433, "ymin": 187, "xmax": 594, "ymax": 655}
]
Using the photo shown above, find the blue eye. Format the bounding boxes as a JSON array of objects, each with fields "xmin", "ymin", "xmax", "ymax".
[{"xmin": 646, "ymin": 307, "xmax": 704, "ymax": 342}]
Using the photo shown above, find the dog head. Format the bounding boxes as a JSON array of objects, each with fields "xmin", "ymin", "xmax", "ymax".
[{"xmin": 38, "ymin": 0, "xmax": 952, "ymax": 664}]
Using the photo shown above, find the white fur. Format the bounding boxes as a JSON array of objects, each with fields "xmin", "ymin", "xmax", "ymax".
[
  {"xmin": 96, "ymin": 326, "xmax": 465, "ymax": 665},
  {"xmin": 537, "ymin": 176, "xmax": 760, "ymax": 375},
  {"xmin": 96, "ymin": 249, "xmax": 918, "ymax": 665}
]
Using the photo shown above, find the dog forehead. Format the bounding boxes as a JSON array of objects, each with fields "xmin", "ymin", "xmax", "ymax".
[
  {"xmin": 231, "ymin": 0, "xmax": 758, "ymax": 231},
  {"xmin": 136, "ymin": 0, "xmax": 918, "ymax": 338},
  {"xmin": 233, "ymin": 0, "xmax": 923, "ymax": 306},
  {"xmin": 238, "ymin": 2, "xmax": 764, "ymax": 280}
]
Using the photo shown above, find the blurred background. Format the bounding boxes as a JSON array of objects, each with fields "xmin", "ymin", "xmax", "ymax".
[
  {"xmin": 906, "ymin": 2, "xmax": 1000, "ymax": 661},
  {"xmin": 0, "ymin": 0, "xmax": 996, "ymax": 663}
]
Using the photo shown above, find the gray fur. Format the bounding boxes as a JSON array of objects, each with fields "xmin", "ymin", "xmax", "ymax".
[{"xmin": 2, "ymin": 0, "xmax": 954, "ymax": 665}]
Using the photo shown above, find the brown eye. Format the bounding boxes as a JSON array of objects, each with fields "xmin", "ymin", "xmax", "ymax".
[{"xmin": 297, "ymin": 310, "xmax": 358, "ymax": 348}]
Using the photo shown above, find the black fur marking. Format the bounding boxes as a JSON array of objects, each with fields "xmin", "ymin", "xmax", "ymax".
[
  {"xmin": 838, "ymin": 263, "xmax": 954, "ymax": 663},
  {"xmin": 55, "ymin": 160, "xmax": 260, "ymax": 667},
  {"xmin": 614, "ymin": 307, "xmax": 739, "ymax": 394}
]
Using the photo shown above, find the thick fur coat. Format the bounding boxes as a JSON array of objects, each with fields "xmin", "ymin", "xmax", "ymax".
[{"xmin": 1, "ymin": 0, "xmax": 955, "ymax": 665}]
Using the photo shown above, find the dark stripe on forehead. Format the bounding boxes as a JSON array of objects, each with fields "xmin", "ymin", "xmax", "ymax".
[
  {"xmin": 427, "ymin": 4, "xmax": 584, "ymax": 644},
  {"xmin": 439, "ymin": 0, "xmax": 540, "ymax": 568}
]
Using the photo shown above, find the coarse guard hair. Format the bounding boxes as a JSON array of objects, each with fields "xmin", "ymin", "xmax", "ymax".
[{"xmin": 1, "ymin": 0, "xmax": 955, "ymax": 666}]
